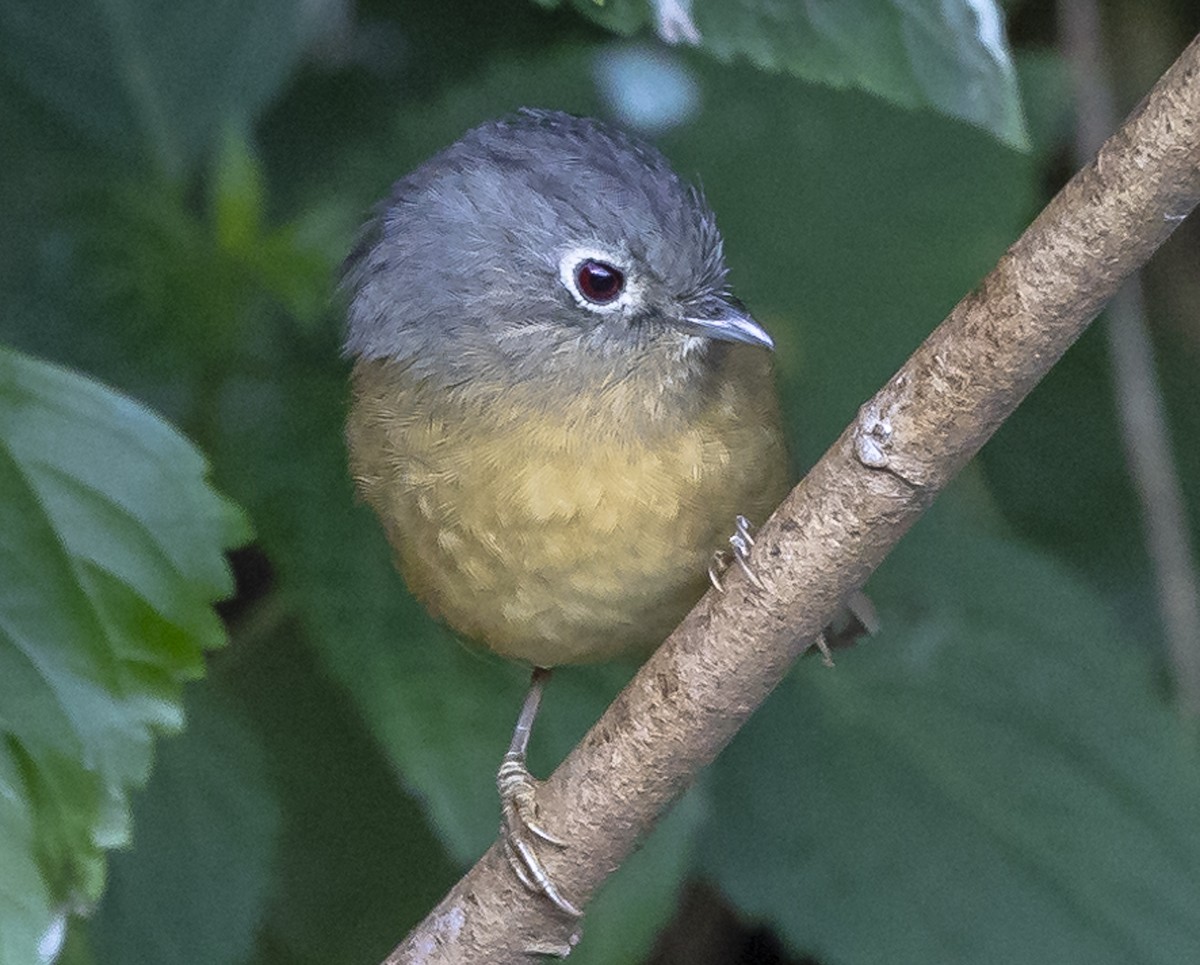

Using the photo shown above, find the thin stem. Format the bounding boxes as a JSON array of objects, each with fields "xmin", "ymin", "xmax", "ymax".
[{"xmin": 1059, "ymin": 0, "xmax": 1200, "ymax": 717}]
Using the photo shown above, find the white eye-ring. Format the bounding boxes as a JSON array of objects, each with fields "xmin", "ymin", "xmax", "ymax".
[{"xmin": 558, "ymin": 247, "xmax": 635, "ymax": 312}]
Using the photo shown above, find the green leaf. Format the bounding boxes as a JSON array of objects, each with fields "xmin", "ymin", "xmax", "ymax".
[
  {"xmin": 0, "ymin": 347, "xmax": 248, "ymax": 965},
  {"xmin": 552, "ymin": 0, "xmax": 650, "ymax": 35},
  {"xmin": 702, "ymin": 495, "xmax": 1200, "ymax": 964},
  {"xmin": 546, "ymin": 0, "xmax": 1030, "ymax": 148},
  {"xmin": 88, "ymin": 687, "xmax": 280, "ymax": 965},
  {"xmin": 0, "ymin": 0, "xmax": 317, "ymax": 175},
  {"xmin": 217, "ymin": 622, "xmax": 457, "ymax": 965}
]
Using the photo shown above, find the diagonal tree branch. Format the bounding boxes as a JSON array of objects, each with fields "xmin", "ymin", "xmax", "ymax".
[{"xmin": 386, "ymin": 33, "xmax": 1200, "ymax": 964}]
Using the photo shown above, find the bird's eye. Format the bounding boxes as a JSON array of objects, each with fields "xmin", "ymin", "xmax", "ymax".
[{"xmin": 574, "ymin": 260, "xmax": 625, "ymax": 304}]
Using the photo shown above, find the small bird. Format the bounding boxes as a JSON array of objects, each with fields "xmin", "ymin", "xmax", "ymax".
[{"xmin": 342, "ymin": 109, "xmax": 790, "ymax": 916}]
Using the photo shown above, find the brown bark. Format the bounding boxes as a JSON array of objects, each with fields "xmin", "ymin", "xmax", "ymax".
[{"xmin": 386, "ymin": 32, "xmax": 1200, "ymax": 964}]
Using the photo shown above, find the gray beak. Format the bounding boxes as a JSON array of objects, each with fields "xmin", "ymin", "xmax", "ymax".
[{"xmin": 675, "ymin": 297, "xmax": 775, "ymax": 351}]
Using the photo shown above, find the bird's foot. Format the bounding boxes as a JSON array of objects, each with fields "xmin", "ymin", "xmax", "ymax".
[
  {"xmin": 497, "ymin": 751, "xmax": 582, "ymax": 918},
  {"xmin": 708, "ymin": 514, "xmax": 765, "ymax": 592},
  {"xmin": 707, "ymin": 517, "xmax": 837, "ymax": 668}
]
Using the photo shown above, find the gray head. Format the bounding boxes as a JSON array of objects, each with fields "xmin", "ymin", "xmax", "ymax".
[{"xmin": 343, "ymin": 109, "xmax": 771, "ymax": 387}]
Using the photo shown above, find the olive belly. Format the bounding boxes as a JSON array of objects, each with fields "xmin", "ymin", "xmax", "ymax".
[{"xmin": 347, "ymin": 357, "xmax": 790, "ymax": 666}]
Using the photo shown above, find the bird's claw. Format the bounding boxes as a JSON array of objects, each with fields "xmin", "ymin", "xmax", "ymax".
[
  {"xmin": 813, "ymin": 631, "xmax": 835, "ymax": 668},
  {"xmin": 497, "ymin": 751, "xmax": 582, "ymax": 918},
  {"xmin": 730, "ymin": 514, "xmax": 765, "ymax": 589},
  {"xmin": 709, "ymin": 514, "xmax": 765, "ymax": 592},
  {"xmin": 707, "ymin": 517, "xmax": 836, "ymax": 669},
  {"xmin": 708, "ymin": 549, "xmax": 730, "ymax": 592}
]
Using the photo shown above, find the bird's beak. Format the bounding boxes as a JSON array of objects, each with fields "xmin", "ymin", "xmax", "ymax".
[{"xmin": 674, "ymin": 297, "xmax": 775, "ymax": 351}]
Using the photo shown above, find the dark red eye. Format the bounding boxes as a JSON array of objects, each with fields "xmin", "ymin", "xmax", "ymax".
[{"xmin": 575, "ymin": 260, "xmax": 624, "ymax": 304}]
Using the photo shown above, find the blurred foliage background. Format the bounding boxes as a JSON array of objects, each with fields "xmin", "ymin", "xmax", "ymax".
[{"xmin": 2, "ymin": 1, "xmax": 1200, "ymax": 963}]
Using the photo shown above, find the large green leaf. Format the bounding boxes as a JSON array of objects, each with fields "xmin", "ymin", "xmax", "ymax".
[
  {"xmin": 0, "ymin": 347, "xmax": 247, "ymax": 965},
  {"xmin": 541, "ymin": 0, "xmax": 1029, "ymax": 148},
  {"xmin": 702, "ymin": 495, "xmax": 1200, "ymax": 963},
  {"xmin": 219, "ymin": 622, "xmax": 457, "ymax": 965},
  {"xmin": 88, "ymin": 687, "xmax": 280, "ymax": 965},
  {"xmin": 0, "ymin": 0, "xmax": 317, "ymax": 175}
]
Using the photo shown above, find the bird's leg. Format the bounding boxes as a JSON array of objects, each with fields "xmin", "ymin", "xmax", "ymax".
[
  {"xmin": 497, "ymin": 667, "xmax": 582, "ymax": 917},
  {"xmin": 708, "ymin": 515, "xmax": 835, "ymax": 666}
]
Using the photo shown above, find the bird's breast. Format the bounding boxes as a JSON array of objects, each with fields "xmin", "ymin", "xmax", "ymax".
[{"xmin": 347, "ymin": 354, "xmax": 789, "ymax": 666}]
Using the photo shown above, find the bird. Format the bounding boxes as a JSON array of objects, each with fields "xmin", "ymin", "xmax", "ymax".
[{"xmin": 342, "ymin": 108, "xmax": 791, "ymax": 916}]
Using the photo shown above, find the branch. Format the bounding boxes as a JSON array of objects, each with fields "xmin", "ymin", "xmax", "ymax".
[
  {"xmin": 1060, "ymin": 0, "xmax": 1200, "ymax": 716},
  {"xmin": 386, "ymin": 33, "xmax": 1200, "ymax": 963}
]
